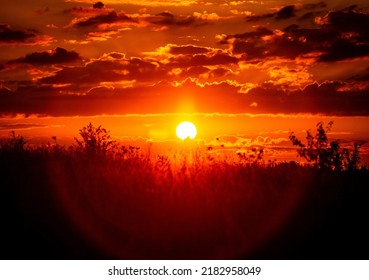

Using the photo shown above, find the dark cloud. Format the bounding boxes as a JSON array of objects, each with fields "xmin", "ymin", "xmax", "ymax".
[
  {"xmin": 275, "ymin": 5, "xmax": 296, "ymax": 20},
  {"xmin": 220, "ymin": 28, "xmax": 273, "ymax": 58},
  {"xmin": 39, "ymin": 61, "xmax": 126, "ymax": 85},
  {"xmin": 64, "ymin": 2, "xmax": 109, "ymax": 15},
  {"xmin": 0, "ymin": 24, "xmax": 50, "ymax": 46},
  {"xmin": 8, "ymin": 48, "xmax": 82, "ymax": 65},
  {"xmin": 246, "ymin": 12, "xmax": 274, "ymax": 22},
  {"xmin": 1, "ymin": 80, "xmax": 369, "ymax": 117},
  {"xmin": 39, "ymin": 57, "xmax": 165, "ymax": 85},
  {"xmin": 317, "ymin": 39, "xmax": 369, "ymax": 62},
  {"xmin": 223, "ymin": 8, "xmax": 369, "ymax": 62},
  {"xmin": 69, "ymin": 11, "xmax": 136, "ymax": 28},
  {"xmin": 145, "ymin": 12, "xmax": 206, "ymax": 27},
  {"xmin": 222, "ymin": 27, "xmax": 311, "ymax": 59},
  {"xmin": 319, "ymin": 9, "xmax": 369, "ymax": 33},
  {"xmin": 245, "ymin": 81, "xmax": 369, "ymax": 116},
  {"xmin": 169, "ymin": 45, "xmax": 210, "ymax": 55},
  {"xmin": 246, "ymin": 5, "xmax": 296, "ymax": 22},
  {"xmin": 169, "ymin": 52, "xmax": 239, "ymax": 68},
  {"xmin": 69, "ymin": 10, "xmax": 205, "ymax": 30},
  {"xmin": 37, "ymin": 48, "xmax": 238, "ymax": 87},
  {"xmin": 247, "ymin": 2, "xmax": 327, "ymax": 22},
  {"xmin": 221, "ymin": 27, "xmax": 273, "ymax": 42},
  {"xmin": 64, "ymin": 6, "xmax": 104, "ymax": 15}
]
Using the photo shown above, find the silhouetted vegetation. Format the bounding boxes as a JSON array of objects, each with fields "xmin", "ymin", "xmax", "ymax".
[
  {"xmin": 289, "ymin": 121, "xmax": 362, "ymax": 170},
  {"xmin": 0, "ymin": 122, "xmax": 368, "ymax": 259},
  {"xmin": 74, "ymin": 122, "xmax": 117, "ymax": 157},
  {"xmin": 0, "ymin": 131, "xmax": 26, "ymax": 153}
]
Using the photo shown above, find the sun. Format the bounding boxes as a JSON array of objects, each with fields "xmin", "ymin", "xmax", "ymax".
[{"xmin": 176, "ymin": 121, "xmax": 197, "ymax": 140}]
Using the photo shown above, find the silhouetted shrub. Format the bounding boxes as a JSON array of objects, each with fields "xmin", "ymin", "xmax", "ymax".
[
  {"xmin": 289, "ymin": 121, "xmax": 361, "ymax": 170},
  {"xmin": 74, "ymin": 122, "xmax": 116, "ymax": 157}
]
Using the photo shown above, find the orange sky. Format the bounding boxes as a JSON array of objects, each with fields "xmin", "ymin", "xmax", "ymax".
[
  {"xmin": 1, "ymin": 114, "xmax": 369, "ymax": 164},
  {"xmin": 1, "ymin": 0, "xmax": 369, "ymax": 162}
]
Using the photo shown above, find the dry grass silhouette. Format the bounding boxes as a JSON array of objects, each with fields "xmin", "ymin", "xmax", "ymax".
[{"xmin": 0, "ymin": 122, "xmax": 368, "ymax": 259}]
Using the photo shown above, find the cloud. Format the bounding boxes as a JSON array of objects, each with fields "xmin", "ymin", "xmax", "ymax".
[
  {"xmin": 63, "ymin": 6, "xmax": 111, "ymax": 15},
  {"xmin": 244, "ymin": 81, "xmax": 369, "ymax": 116},
  {"xmin": 317, "ymin": 39, "xmax": 369, "ymax": 62},
  {"xmin": 64, "ymin": 0, "xmax": 197, "ymax": 7},
  {"xmin": 246, "ymin": 2, "xmax": 326, "ymax": 22},
  {"xmin": 169, "ymin": 45, "xmax": 211, "ymax": 55},
  {"xmin": 66, "ymin": 8, "xmax": 208, "ymax": 38},
  {"xmin": 8, "ymin": 48, "xmax": 82, "ymax": 65},
  {"xmin": 2, "ymin": 77, "xmax": 369, "ymax": 117},
  {"xmin": 0, "ymin": 24, "xmax": 53, "ymax": 46},
  {"xmin": 192, "ymin": 11, "xmax": 223, "ymax": 21},
  {"xmin": 275, "ymin": 5, "xmax": 296, "ymax": 20},
  {"xmin": 246, "ymin": 5, "xmax": 296, "ymax": 21},
  {"xmin": 169, "ymin": 52, "xmax": 239, "ymax": 68},
  {"xmin": 223, "ymin": 27, "xmax": 311, "ymax": 59},
  {"xmin": 221, "ymin": 8, "xmax": 369, "ymax": 62},
  {"xmin": 38, "ymin": 55, "xmax": 166, "ymax": 86},
  {"xmin": 0, "ymin": 123, "xmax": 47, "ymax": 130},
  {"xmin": 68, "ymin": 10, "xmax": 136, "ymax": 28},
  {"xmin": 315, "ymin": 9, "xmax": 369, "ymax": 36},
  {"xmin": 33, "ymin": 44, "xmax": 240, "ymax": 90},
  {"xmin": 221, "ymin": 27, "xmax": 273, "ymax": 42},
  {"xmin": 2, "ymin": 3, "xmax": 369, "ymax": 118},
  {"xmin": 144, "ymin": 12, "xmax": 206, "ymax": 28}
]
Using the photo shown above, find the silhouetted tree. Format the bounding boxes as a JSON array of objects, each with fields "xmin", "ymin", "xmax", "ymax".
[
  {"xmin": 74, "ymin": 123, "xmax": 115, "ymax": 157},
  {"xmin": 347, "ymin": 142, "xmax": 361, "ymax": 171},
  {"xmin": 289, "ymin": 121, "xmax": 361, "ymax": 170}
]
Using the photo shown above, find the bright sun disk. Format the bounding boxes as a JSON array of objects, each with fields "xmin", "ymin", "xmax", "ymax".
[{"xmin": 176, "ymin": 121, "xmax": 197, "ymax": 140}]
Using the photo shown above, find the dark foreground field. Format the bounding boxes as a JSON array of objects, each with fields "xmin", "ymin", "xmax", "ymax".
[{"xmin": 1, "ymin": 143, "xmax": 369, "ymax": 260}]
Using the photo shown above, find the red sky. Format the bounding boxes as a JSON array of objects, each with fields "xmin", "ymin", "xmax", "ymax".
[{"xmin": 1, "ymin": 0, "xmax": 369, "ymax": 162}]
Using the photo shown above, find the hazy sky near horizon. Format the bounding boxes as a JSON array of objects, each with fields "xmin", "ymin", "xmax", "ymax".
[{"xmin": 1, "ymin": 0, "xmax": 369, "ymax": 118}]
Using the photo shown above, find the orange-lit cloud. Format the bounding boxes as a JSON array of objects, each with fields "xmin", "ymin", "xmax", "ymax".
[
  {"xmin": 67, "ymin": 10, "xmax": 137, "ymax": 29},
  {"xmin": 220, "ymin": 7, "xmax": 369, "ymax": 62},
  {"xmin": 64, "ymin": 0, "xmax": 197, "ymax": 7},
  {"xmin": 0, "ymin": 24, "xmax": 53, "ymax": 46},
  {"xmin": 1, "ymin": 1, "xmax": 369, "ymax": 119},
  {"xmin": 8, "ymin": 47, "xmax": 82, "ymax": 65}
]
